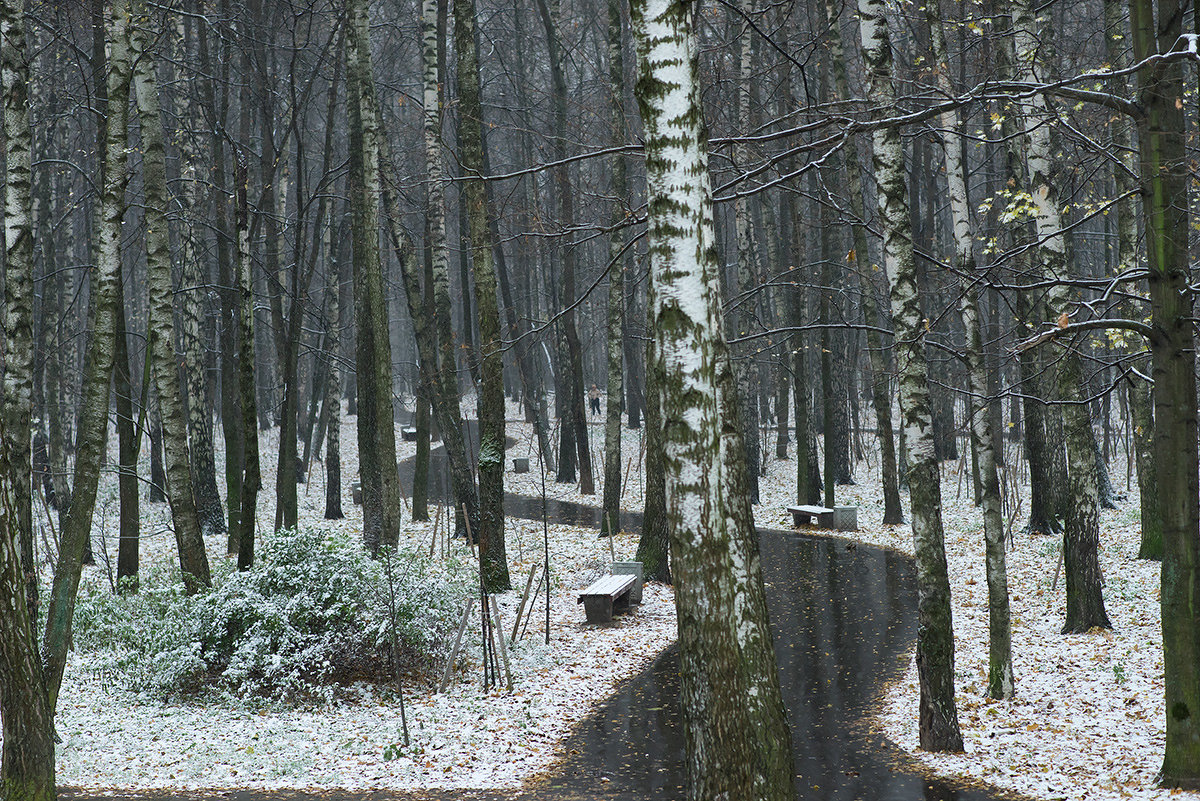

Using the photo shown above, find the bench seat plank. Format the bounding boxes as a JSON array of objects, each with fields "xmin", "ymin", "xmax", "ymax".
[
  {"xmin": 787, "ymin": 504, "xmax": 836, "ymax": 527},
  {"xmin": 578, "ymin": 573, "xmax": 637, "ymax": 623}
]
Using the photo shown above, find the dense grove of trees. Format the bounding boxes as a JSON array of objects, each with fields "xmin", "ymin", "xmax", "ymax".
[{"xmin": 0, "ymin": 0, "xmax": 1199, "ymax": 797}]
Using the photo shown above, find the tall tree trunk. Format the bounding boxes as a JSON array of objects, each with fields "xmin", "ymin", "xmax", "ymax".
[
  {"xmin": 114, "ymin": 271, "xmax": 140, "ymax": 592},
  {"xmin": 234, "ymin": 162, "xmax": 260, "ymax": 570},
  {"xmin": 346, "ymin": 0, "xmax": 402, "ymax": 553},
  {"xmin": 631, "ymin": 1, "xmax": 793, "ymax": 796},
  {"xmin": 0, "ymin": 439, "xmax": 53, "ymax": 801},
  {"xmin": 173, "ymin": 15, "xmax": 225, "ymax": 545},
  {"xmin": 43, "ymin": 0, "xmax": 131, "ymax": 714},
  {"xmin": 822, "ymin": 0, "xmax": 902, "ymax": 522},
  {"xmin": 732, "ymin": 1, "xmax": 760, "ymax": 504},
  {"xmin": 1102, "ymin": 0, "xmax": 1158, "ymax": 560},
  {"xmin": 1011, "ymin": 0, "xmax": 1109, "ymax": 633},
  {"xmin": 856, "ymin": 0, "xmax": 963, "ymax": 751},
  {"xmin": 0, "ymin": 0, "xmax": 56, "ymax": 794},
  {"xmin": 1130, "ymin": 377, "xmax": 1160, "ymax": 559},
  {"xmin": 324, "ymin": 222, "xmax": 344, "ymax": 521},
  {"xmin": 196, "ymin": 3, "xmax": 241, "ymax": 554},
  {"xmin": 790, "ymin": 198, "xmax": 816, "ymax": 508},
  {"xmin": 536, "ymin": 0, "xmax": 594, "ymax": 496},
  {"xmin": 1130, "ymin": 0, "xmax": 1200, "ymax": 783},
  {"xmin": 456, "ymin": 0, "xmax": 510, "ymax": 590},
  {"xmin": 927, "ymin": 5, "xmax": 1012, "ymax": 699},
  {"xmin": 390, "ymin": 0, "xmax": 481, "ymax": 540},
  {"xmin": 987, "ymin": 4, "xmax": 1060, "ymax": 539},
  {"xmin": 131, "ymin": 0, "xmax": 211, "ymax": 593},
  {"xmin": 600, "ymin": 0, "xmax": 626, "ymax": 539},
  {"xmin": 1, "ymin": 0, "xmax": 34, "ymax": 632}
]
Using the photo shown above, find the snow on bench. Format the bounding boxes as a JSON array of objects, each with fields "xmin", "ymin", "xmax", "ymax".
[
  {"xmin": 788, "ymin": 504, "xmax": 837, "ymax": 528},
  {"xmin": 577, "ymin": 573, "xmax": 637, "ymax": 624}
]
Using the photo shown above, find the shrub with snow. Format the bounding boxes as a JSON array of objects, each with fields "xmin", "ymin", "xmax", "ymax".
[{"xmin": 73, "ymin": 528, "xmax": 472, "ymax": 704}]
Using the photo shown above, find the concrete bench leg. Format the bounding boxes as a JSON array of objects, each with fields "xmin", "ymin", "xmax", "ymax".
[
  {"xmin": 834, "ymin": 506, "xmax": 858, "ymax": 531},
  {"xmin": 582, "ymin": 596, "xmax": 614, "ymax": 623}
]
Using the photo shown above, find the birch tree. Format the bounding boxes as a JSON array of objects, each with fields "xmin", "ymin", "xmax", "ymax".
[
  {"xmin": 535, "ymin": 0, "xmax": 594, "ymax": 496},
  {"xmin": 0, "ymin": 0, "xmax": 54, "ymax": 796},
  {"xmin": 346, "ymin": 0, "xmax": 402, "ymax": 553},
  {"xmin": 822, "ymin": 0, "xmax": 903, "ymax": 524},
  {"xmin": 600, "ymin": 0, "xmax": 626, "ymax": 539},
  {"xmin": 926, "ymin": 4, "xmax": 1012, "ymax": 699},
  {"xmin": 234, "ymin": 161, "xmax": 260, "ymax": 570},
  {"xmin": 732, "ymin": 2, "xmax": 760, "ymax": 504},
  {"xmin": 324, "ymin": 223, "xmax": 344, "ymax": 521},
  {"xmin": 173, "ymin": 16, "xmax": 225, "ymax": 545},
  {"xmin": 631, "ymin": 0, "xmax": 793, "ymax": 795},
  {"xmin": 1, "ymin": 0, "xmax": 33, "ymax": 622},
  {"xmin": 131, "ymin": 0, "xmax": 211, "ymax": 593},
  {"xmin": 394, "ymin": 0, "xmax": 480, "ymax": 540},
  {"xmin": 1012, "ymin": 0, "xmax": 1109, "ymax": 633},
  {"xmin": 456, "ymin": 0, "xmax": 510, "ymax": 591},
  {"xmin": 856, "ymin": 0, "xmax": 963, "ymax": 750}
]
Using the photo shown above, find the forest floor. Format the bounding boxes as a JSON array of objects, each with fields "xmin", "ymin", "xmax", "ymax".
[
  {"xmin": 48, "ymin": 400, "xmax": 676, "ymax": 793},
  {"xmin": 506, "ymin": 409, "xmax": 1174, "ymax": 801},
  {"xmin": 35, "ymin": 397, "xmax": 1184, "ymax": 800}
]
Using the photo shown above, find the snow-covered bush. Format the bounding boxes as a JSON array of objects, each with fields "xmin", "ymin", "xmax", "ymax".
[{"xmin": 73, "ymin": 528, "xmax": 472, "ymax": 704}]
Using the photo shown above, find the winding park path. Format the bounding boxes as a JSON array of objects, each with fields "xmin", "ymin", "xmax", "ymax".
[{"xmin": 61, "ymin": 432, "xmax": 1016, "ymax": 801}]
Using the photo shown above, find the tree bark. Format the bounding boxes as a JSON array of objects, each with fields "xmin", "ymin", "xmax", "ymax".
[
  {"xmin": 114, "ymin": 270, "xmax": 140, "ymax": 592},
  {"xmin": 456, "ymin": 0, "xmax": 510, "ymax": 590},
  {"xmin": 732, "ymin": 2, "xmax": 760, "ymax": 504},
  {"xmin": 856, "ymin": 0, "xmax": 963, "ymax": 751},
  {"xmin": 43, "ymin": 0, "xmax": 131, "ymax": 714},
  {"xmin": 131, "ymin": 0, "xmax": 211, "ymax": 593},
  {"xmin": 822, "ymin": 0, "xmax": 902, "ymax": 522},
  {"xmin": 1, "ymin": 0, "xmax": 35, "ymax": 632},
  {"xmin": 173, "ymin": 15, "xmax": 225, "ymax": 545},
  {"xmin": 535, "ymin": 0, "xmax": 594, "ymax": 497},
  {"xmin": 1130, "ymin": 0, "xmax": 1200, "ymax": 782},
  {"xmin": 324, "ymin": 221, "xmax": 345, "ymax": 521},
  {"xmin": 927, "ymin": 4, "xmax": 1012, "ymax": 698},
  {"xmin": 371, "ymin": 0, "xmax": 483, "ymax": 542},
  {"xmin": 600, "ymin": 0, "xmax": 626, "ymax": 539},
  {"xmin": 1130, "ymin": 376, "xmax": 1160, "ymax": 559},
  {"xmin": 1011, "ymin": 0, "xmax": 1109, "ymax": 633},
  {"xmin": 346, "ymin": 0, "xmax": 402, "ymax": 553},
  {"xmin": 233, "ymin": 162, "xmax": 261, "ymax": 570},
  {"xmin": 632, "ymin": 1, "xmax": 794, "ymax": 795},
  {"xmin": 0, "ymin": 0, "xmax": 56, "ymax": 794}
]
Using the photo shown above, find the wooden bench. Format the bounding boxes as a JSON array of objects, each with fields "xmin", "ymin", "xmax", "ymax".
[
  {"xmin": 577, "ymin": 573, "xmax": 638, "ymax": 624},
  {"xmin": 787, "ymin": 504, "xmax": 859, "ymax": 532},
  {"xmin": 788, "ymin": 504, "xmax": 837, "ymax": 528}
]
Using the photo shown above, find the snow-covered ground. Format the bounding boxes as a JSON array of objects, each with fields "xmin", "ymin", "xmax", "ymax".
[
  {"xmin": 747, "ymin": 425, "xmax": 1174, "ymax": 801},
  {"xmin": 31, "ymin": 396, "xmax": 1189, "ymax": 800},
  {"xmin": 47, "ymin": 401, "xmax": 676, "ymax": 792}
]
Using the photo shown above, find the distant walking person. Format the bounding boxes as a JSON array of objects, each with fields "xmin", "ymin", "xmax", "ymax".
[{"xmin": 589, "ymin": 384, "xmax": 602, "ymax": 416}]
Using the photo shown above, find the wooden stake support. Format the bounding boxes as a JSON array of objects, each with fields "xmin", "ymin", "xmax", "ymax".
[
  {"xmin": 438, "ymin": 597, "xmax": 475, "ymax": 693},
  {"xmin": 511, "ymin": 562, "xmax": 540, "ymax": 642}
]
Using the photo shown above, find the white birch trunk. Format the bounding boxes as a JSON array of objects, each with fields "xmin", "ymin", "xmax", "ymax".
[
  {"xmin": 631, "ymin": 1, "xmax": 792, "ymax": 796},
  {"xmin": 927, "ymin": 7, "xmax": 1013, "ymax": 699},
  {"xmin": 856, "ymin": 0, "xmax": 963, "ymax": 751},
  {"xmin": 1, "ymin": 0, "xmax": 34, "ymax": 621},
  {"xmin": 131, "ymin": 0, "xmax": 211, "ymax": 593},
  {"xmin": 1012, "ymin": 0, "xmax": 1110, "ymax": 632}
]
